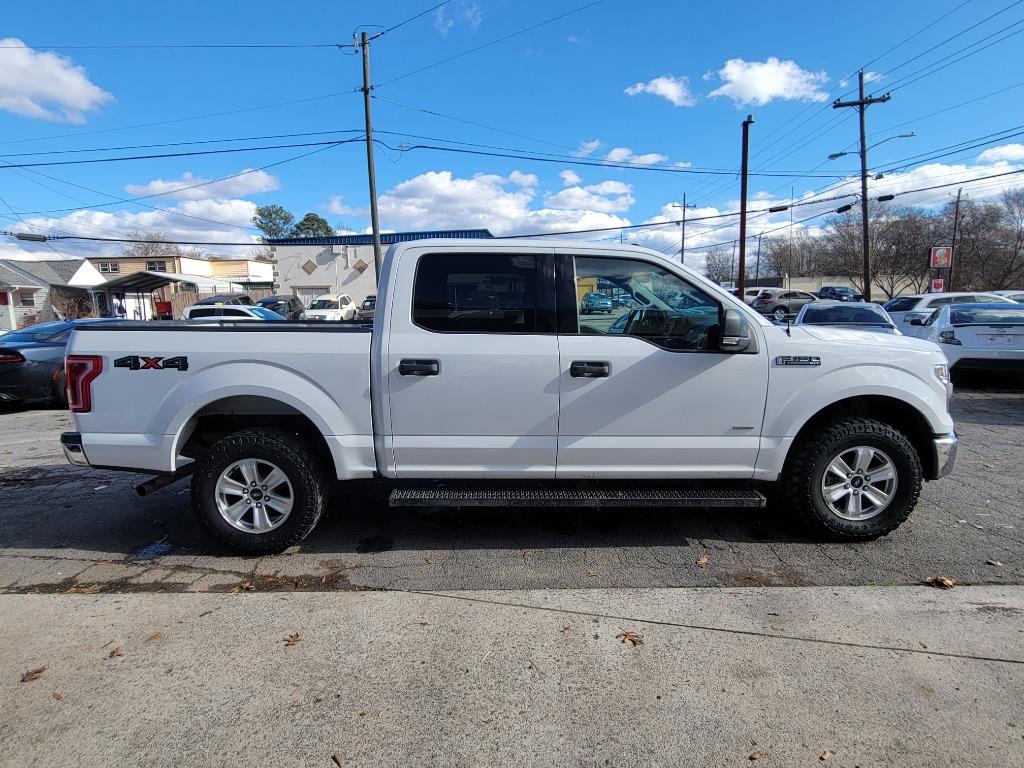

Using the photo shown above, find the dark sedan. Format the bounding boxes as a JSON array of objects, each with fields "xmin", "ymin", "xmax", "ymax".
[
  {"xmin": 256, "ymin": 294, "xmax": 305, "ymax": 320},
  {"xmin": 0, "ymin": 318, "xmax": 122, "ymax": 407}
]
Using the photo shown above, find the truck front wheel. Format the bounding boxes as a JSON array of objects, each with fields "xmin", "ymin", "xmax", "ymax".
[
  {"xmin": 781, "ymin": 417, "xmax": 922, "ymax": 540},
  {"xmin": 191, "ymin": 428, "xmax": 330, "ymax": 554}
]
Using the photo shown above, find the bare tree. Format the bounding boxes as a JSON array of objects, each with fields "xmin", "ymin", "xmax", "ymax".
[
  {"xmin": 50, "ymin": 288, "xmax": 93, "ymax": 319},
  {"xmin": 704, "ymin": 246, "xmax": 733, "ymax": 284},
  {"xmin": 120, "ymin": 231, "xmax": 183, "ymax": 263}
]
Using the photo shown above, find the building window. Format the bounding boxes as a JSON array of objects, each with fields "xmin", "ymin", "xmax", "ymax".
[
  {"xmin": 146, "ymin": 261, "xmax": 168, "ymax": 272},
  {"xmin": 19, "ymin": 291, "xmax": 35, "ymax": 307},
  {"xmin": 98, "ymin": 262, "xmax": 120, "ymax": 273}
]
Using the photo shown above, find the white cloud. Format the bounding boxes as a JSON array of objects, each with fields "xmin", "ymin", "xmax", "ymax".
[
  {"xmin": 508, "ymin": 170, "xmax": 538, "ymax": 187},
  {"xmin": 124, "ymin": 169, "xmax": 280, "ymax": 201},
  {"xmin": 375, "ymin": 170, "xmax": 630, "ymax": 236},
  {"xmin": 560, "ymin": 169, "xmax": 582, "ymax": 186},
  {"xmin": 708, "ymin": 57, "xmax": 828, "ymax": 106},
  {"xmin": 624, "ymin": 74, "xmax": 696, "ymax": 107},
  {"xmin": 574, "ymin": 139, "xmax": 602, "ymax": 157},
  {"xmin": 978, "ymin": 143, "xmax": 1024, "ymax": 164},
  {"xmin": 324, "ymin": 195, "xmax": 367, "ymax": 216},
  {"xmin": 434, "ymin": 2, "xmax": 481, "ymax": 34},
  {"xmin": 545, "ymin": 180, "xmax": 635, "ymax": 213},
  {"xmin": 0, "ymin": 38, "xmax": 113, "ymax": 123},
  {"xmin": 604, "ymin": 146, "xmax": 668, "ymax": 165}
]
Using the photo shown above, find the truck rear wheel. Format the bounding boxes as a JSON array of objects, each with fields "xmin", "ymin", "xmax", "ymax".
[
  {"xmin": 191, "ymin": 428, "xmax": 330, "ymax": 554},
  {"xmin": 781, "ymin": 416, "xmax": 922, "ymax": 540}
]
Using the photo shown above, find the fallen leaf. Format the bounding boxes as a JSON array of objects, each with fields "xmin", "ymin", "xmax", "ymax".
[
  {"xmin": 750, "ymin": 751, "xmax": 764, "ymax": 761},
  {"xmin": 284, "ymin": 632, "xmax": 300, "ymax": 647},
  {"xmin": 108, "ymin": 647, "xmax": 123, "ymax": 659},
  {"xmin": 925, "ymin": 576, "xmax": 956, "ymax": 590},
  {"xmin": 146, "ymin": 631, "xmax": 164, "ymax": 642},
  {"xmin": 820, "ymin": 750, "xmax": 832, "ymax": 761},
  {"xmin": 424, "ymin": 558, "xmax": 432, "ymax": 564},
  {"xmin": 696, "ymin": 553, "xmax": 710, "ymax": 568},
  {"xmin": 770, "ymin": 624, "xmax": 785, "ymax": 631},
  {"xmin": 617, "ymin": 630, "xmax": 643, "ymax": 647},
  {"xmin": 331, "ymin": 756, "xmax": 344, "ymax": 767},
  {"xmin": 986, "ymin": 560, "xmax": 1004, "ymax": 566},
  {"xmin": 561, "ymin": 624, "xmax": 571, "ymax": 632},
  {"xmin": 358, "ymin": 710, "xmax": 367, "ymax": 716},
  {"xmin": 52, "ymin": 691, "xmax": 63, "ymax": 701},
  {"xmin": 20, "ymin": 666, "xmax": 47, "ymax": 683},
  {"xmin": 586, "ymin": 570, "xmax": 597, "ymax": 577}
]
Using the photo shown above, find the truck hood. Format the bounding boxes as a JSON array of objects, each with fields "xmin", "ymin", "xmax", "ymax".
[{"xmin": 798, "ymin": 324, "xmax": 941, "ymax": 353}]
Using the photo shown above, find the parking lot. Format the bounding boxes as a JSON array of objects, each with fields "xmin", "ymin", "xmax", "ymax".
[{"xmin": 1, "ymin": 379, "xmax": 1022, "ymax": 594}]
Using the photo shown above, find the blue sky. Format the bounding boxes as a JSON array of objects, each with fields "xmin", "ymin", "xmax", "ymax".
[{"xmin": 2, "ymin": 0, "xmax": 1023, "ymax": 268}]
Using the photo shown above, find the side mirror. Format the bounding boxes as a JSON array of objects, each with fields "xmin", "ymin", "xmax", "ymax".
[
  {"xmin": 720, "ymin": 308, "xmax": 752, "ymax": 352},
  {"xmin": 908, "ymin": 317, "xmax": 924, "ymax": 326}
]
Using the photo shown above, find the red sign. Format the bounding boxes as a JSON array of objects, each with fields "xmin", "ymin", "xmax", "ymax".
[
  {"xmin": 930, "ymin": 246, "xmax": 953, "ymax": 269},
  {"xmin": 931, "ymin": 278, "xmax": 945, "ymax": 293}
]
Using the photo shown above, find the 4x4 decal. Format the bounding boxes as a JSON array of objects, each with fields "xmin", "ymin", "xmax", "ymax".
[{"xmin": 114, "ymin": 355, "xmax": 189, "ymax": 371}]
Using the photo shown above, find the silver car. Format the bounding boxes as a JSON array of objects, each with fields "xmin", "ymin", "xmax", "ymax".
[{"xmin": 794, "ymin": 300, "xmax": 899, "ymax": 334}]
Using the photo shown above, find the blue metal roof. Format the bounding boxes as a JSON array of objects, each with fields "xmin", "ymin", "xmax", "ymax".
[{"xmin": 267, "ymin": 228, "xmax": 494, "ymax": 246}]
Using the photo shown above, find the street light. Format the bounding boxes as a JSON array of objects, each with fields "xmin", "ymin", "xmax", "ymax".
[{"xmin": 827, "ymin": 132, "xmax": 915, "ymax": 161}]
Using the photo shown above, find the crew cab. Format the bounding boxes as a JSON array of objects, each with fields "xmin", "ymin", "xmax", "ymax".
[{"xmin": 61, "ymin": 240, "xmax": 957, "ymax": 554}]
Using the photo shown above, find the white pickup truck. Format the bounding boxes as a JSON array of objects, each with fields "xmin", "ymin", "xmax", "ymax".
[{"xmin": 61, "ymin": 240, "xmax": 957, "ymax": 553}]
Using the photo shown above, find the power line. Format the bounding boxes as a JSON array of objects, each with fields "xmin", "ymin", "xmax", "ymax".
[
  {"xmin": 0, "ymin": 42, "xmax": 348, "ymax": 50},
  {"xmin": 375, "ymin": 0, "xmax": 605, "ymax": 87},
  {"xmin": 369, "ymin": 0, "xmax": 453, "ymax": 38}
]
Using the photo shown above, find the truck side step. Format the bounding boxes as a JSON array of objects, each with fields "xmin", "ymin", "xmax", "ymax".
[{"xmin": 389, "ymin": 486, "xmax": 766, "ymax": 509}]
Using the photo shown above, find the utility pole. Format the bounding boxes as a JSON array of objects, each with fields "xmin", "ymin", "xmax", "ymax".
[
  {"xmin": 737, "ymin": 114, "xmax": 754, "ymax": 297},
  {"xmin": 949, "ymin": 187, "xmax": 962, "ymax": 291},
  {"xmin": 360, "ymin": 32, "xmax": 383, "ymax": 282},
  {"xmin": 833, "ymin": 70, "xmax": 890, "ymax": 302},
  {"xmin": 670, "ymin": 194, "xmax": 696, "ymax": 265}
]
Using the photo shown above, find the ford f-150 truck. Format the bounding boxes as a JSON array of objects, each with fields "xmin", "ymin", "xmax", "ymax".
[{"xmin": 60, "ymin": 240, "xmax": 957, "ymax": 554}]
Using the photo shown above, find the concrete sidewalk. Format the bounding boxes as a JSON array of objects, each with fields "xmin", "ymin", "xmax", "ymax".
[{"xmin": 2, "ymin": 586, "xmax": 1023, "ymax": 767}]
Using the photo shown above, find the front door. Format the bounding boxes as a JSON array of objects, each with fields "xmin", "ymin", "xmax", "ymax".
[
  {"xmin": 556, "ymin": 252, "xmax": 769, "ymax": 478},
  {"xmin": 384, "ymin": 247, "xmax": 560, "ymax": 477}
]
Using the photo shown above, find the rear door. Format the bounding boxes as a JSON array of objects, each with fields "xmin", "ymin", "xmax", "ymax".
[
  {"xmin": 555, "ymin": 251, "xmax": 769, "ymax": 478},
  {"xmin": 383, "ymin": 247, "xmax": 560, "ymax": 477}
]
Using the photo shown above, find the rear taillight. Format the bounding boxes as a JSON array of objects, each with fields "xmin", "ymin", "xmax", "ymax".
[
  {"xmin": 65, "ymin": 355, "xmax": 103, "ymax": 413},
  {"xmin": 0, "ymin": 350, "xmax": 25, "ymax": 365}
]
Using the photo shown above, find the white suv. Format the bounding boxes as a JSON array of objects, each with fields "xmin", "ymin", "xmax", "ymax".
[{"xmin": 884, "ymin": 292, "xmax": 1013, "ymax": 336}]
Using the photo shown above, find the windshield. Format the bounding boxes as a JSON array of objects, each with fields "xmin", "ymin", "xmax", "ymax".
[
  {"xmin": 361, "ymin": 297, "xmax": 375, "ymax": 309},
  {"xmin": 801, "ymin": 305, "xmax": 890, "ymax": 325},
  {"xmin": 883, "ymin": 297, "xmax": 920, "ymax": 312},
  {"xmin": 2, "ymin": 321, "xmax": 70, "ymax": 342},
  {"xmin": 950, "ymin": 306, "xmax": 1024, "ymax": 325},
  {"xmin": 249, "ymin": 307, "xmax": 285, "ymax": 320},
  {"xmin": 308, "ymin": 299, "xmax": 339, "ymax": 310}
]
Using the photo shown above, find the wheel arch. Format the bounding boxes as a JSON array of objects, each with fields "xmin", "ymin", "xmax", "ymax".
[{"xmin": 786, "ymin": 395, "xmax": 935, "ymax": 478}]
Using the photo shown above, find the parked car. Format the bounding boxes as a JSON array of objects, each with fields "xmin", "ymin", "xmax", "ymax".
[
  {"xmin": 580, "ymin": 291, "xmax": 613, "ymax": 314},
  {"xmin": 817, "ymin": 286, "xmax": 863, "ymax": 302},
  {"xmin": 195, "ymin": 293, "xmax": 253, "ymax": 306},
  {"xmin": 302, "ymin": 293, "xmax": 357, "ymax": 321},
  {"xmin": 0, "ymin": 318, "xmax": 124, "ymax": 407},
  {"xmin": 355, "ymin": 295, "xmax": 376, "ymax": 322},
  {"xmin": 992, "ymin": 289, "xmax": 1024, "ymax": 303},
  {"xmin": 794, "ymin": 301, "xmax": 898, "ymax": 334},
  {"xmin": 921, "ymin": 303, "xmax": 1024, "ymax": 374},
  {"xmin": 751, "ymin": 288, "xmax": 818, "ymax": 321},
  {"xmin": 728, "ymin": 286, "xmax": 775, "ymax": 305},
  {"xmin": 62, "ymin": 239, "xmax": 956, "ymax": 553},
  {"xmin": 256, "ymin": 295, "xmax": 305, "ymax": 320},
  {"xmin": 181, "ymin": 305, "xmax": 285, "ymax": 321},
  {"xmin": 884, "ymin": 292, "xmax": 1014, "ymax": 335}
]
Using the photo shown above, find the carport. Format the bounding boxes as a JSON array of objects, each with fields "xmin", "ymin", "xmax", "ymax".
[{"xmin": 95, "ymin": 270, "xmax": 251, "ymax": 320}]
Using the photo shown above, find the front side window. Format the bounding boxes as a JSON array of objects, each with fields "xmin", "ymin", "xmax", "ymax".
[
  {"xmin": 413, "ymin": 252, "xmax": 544, "ymax": 334},
  {"xmin": 573, "ymin": 256, "xmax": 720, "ymax": 351}
]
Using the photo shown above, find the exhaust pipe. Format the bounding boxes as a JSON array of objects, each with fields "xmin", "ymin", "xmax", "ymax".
[{"xmin": 135, "ymin": 465, "xmax": 194, "ymax": 497}]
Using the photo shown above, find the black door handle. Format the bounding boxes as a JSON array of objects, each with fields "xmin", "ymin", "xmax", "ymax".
[
  {"xmin": 570, "ymin": 361, "xmax": 610, "ymax": 378},
  {"xmin": 399, "ymin": 359, "xmax": 439, "ymax": 376}
]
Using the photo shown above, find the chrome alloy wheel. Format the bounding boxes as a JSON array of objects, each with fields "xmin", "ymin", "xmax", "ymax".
[
  {"xmin": 215, "ymin": 459, "xmax": 294, "ymax": 533},
  {"xmin": 820, "ymin": 446, "xmax": 898, "ymax": 521}
]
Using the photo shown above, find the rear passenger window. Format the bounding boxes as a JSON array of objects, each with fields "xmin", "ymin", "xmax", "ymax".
[
  {"xmin": 413, "ymin": 252, "xmax": 549, "ymax": 334},
  {"xmin": 188, "ymin": 308, "xmax": 218, "ymax": 318}
]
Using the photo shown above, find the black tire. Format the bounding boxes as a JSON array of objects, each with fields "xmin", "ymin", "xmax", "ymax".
[
  {"xmin": 191, "ymin": 428, "xmax": 330, "ymax": 554},
  {"xmin": 781, "ymin": 416, "xmax": 922, "ymax": 540},
  {"xmin": 51, "ymin": 370, "xmax": 68, "ymax": 409}
]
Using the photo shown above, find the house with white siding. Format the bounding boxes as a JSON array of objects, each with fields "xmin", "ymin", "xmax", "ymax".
[{"xmin": 0, "ymin": 258, "xmax": 106, "ymax": 330}]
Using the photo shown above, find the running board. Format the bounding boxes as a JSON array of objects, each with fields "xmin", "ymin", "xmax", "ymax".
[{"xmin": 389, "ymin": 487, "xmax": 766, "ymax": 509}]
